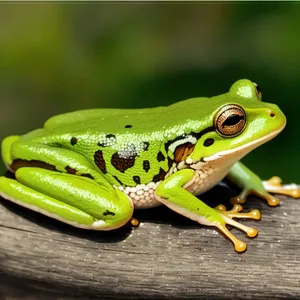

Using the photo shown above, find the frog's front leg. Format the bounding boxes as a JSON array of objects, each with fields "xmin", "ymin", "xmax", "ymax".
[
  {"xmin": 0, "ymin": 168, "xmax": 133, "ymax": 229},
  {"xmin": 227, "ymin": 162, "xmax": 300, "ymax": 207},
  {"xmin": 155, "ymin": 169, "xmax": 260, "ymax": 252}
]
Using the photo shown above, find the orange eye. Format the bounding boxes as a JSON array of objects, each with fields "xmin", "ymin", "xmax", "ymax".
[
  {"xmin": 214, "ymin": 104, "xmax": 246, "ymax": 138},
  {"xmin": 253, "ymin": 82, "xmax": 262, "ymax": 101}
]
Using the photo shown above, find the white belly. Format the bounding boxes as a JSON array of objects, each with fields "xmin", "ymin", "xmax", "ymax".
[{"xmin": 185, "ymin": 164, "xmax": 229, "ymax": 196}]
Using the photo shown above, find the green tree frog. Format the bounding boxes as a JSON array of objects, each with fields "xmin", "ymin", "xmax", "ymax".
[{"xmin": 1, "ymin": 79, "xmax": 299, "ymax": 252}]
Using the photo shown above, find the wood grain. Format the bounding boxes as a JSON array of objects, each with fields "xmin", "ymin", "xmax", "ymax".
[{"xmin": 1, "ymin": 183, "xmax": 300, "ymax": 299}]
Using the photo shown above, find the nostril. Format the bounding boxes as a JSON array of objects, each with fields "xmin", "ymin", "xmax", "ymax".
[{"xmin": 269, "ymin": 112, "xmax": 275, "ymax": 118}]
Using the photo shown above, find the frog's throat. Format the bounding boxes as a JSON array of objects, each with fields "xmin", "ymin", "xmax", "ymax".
[{"xmin": 203, "ymin": 127, "xmax": 283, "ymax": 164}]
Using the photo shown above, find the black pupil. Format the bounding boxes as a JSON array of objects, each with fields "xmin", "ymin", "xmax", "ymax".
[{"xmin": 222, "ymin": 114, "xmax": 243, "ymax": 127}]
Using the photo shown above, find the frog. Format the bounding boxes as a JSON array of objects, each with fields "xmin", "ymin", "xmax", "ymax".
[{"xmin": 1, "ymin": 79, "xmax": 299, "ymax": 252}]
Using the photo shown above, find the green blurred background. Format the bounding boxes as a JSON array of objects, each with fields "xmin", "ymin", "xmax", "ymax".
[{"xmin": 0, "ymin": 2, "xmax": 300, "ymax": 182}]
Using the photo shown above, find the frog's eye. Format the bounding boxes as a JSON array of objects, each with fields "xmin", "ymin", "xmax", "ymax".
[
  {"xmin": 253, "ymin": 82, "xmax": 262, "ymax": 101},
  {"xmin": 214, "ymin": 104, "xmax": 246, "ymax": 137}
]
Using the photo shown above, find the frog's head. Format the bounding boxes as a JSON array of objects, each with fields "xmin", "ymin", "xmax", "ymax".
[{"xmin": 190, "ymin": 79, "xmax": 286, "ymax": 167}]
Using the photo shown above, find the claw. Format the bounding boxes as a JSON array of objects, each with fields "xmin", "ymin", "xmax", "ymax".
[{"xmin": 263, "ymin": 176, "xmax": 300, "ymax": 199}]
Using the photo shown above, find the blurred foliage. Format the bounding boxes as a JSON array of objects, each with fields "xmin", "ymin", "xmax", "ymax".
[{"xmin": 1, "ymin": 2, "xmax": 300, "ymax": 182}]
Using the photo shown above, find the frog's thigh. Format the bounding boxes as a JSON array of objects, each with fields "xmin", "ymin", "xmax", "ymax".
[
  {"xmin": 2, "ymin": 135, "xmax": 20, "ymax": 169},
  {"xmin": 4, "ymin": 139, "xmax": 109, "ymax": 183},
  {"xmin": 0, "ymin": 168, "xmax": 133, "ymax": 230}
]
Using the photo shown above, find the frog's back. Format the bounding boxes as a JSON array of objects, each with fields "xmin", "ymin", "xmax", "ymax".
[
  {"xmin": 44, "ymin": 96, "xmax": 214, "ymax": 135},
  {"xmin": 21, "ymin": 96, "xmax": 219, "ymax": 192}
]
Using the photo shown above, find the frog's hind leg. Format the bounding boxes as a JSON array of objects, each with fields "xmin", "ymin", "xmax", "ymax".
[
  {"xmin": 0, "ymin": 168, "xmax": 133, "ymax": 230},
  {"xmin": 1, "ymin": 135, "xmax": 21, "ymax": 171},
  {"xmin": 262, "ymin": 176, "xmax": 300, "ymax": 198}
]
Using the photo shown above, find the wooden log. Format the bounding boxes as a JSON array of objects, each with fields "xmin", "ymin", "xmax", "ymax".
[{"xmin": 1, "ymin": 183, "xmax": 300, "ymax": 299}]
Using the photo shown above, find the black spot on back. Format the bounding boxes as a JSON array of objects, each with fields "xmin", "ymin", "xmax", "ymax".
[
  {"xmin": 113, "ymin": 175, "xmax": 123, "ymax": 185},
  {"xmin": 94, "ymin": 150, "xmax": 107, "ymax": 174},
  {"xmin": 106, "ymin": 134, "xmax": 115, "ymax": 139},
  {"xmin": 81, "ymin": 173, "xmax": 94, "ymax": 180},
  {"xmin": 103, "ymin": 210, "xmax": 115, "ymax": 216},
  {"xmin": 70, "ymin": 137, "xmax": 78, "ymax": 146},
  {"xmin": 143, "ymin": 160, "xmax": 150, "ymax": 172},
  {"xmin": 133, "ymin": 176, "xmax": 141, "ymax": 184},
  {"xmin": 125, "ymin": 125, "xmax": 132, "ymax": 128},
  {"xmin": 152, "ymin": 168, "xmax": 167, "ymax": 182},
  {"xmin": 65, "ymin": 166, "xmax": 76, "ymax": 174},
  {"xmin": 143, "ymin": 142, "xmax": 149, "ymax": 151},
  {"xmin": 157, "ymin": 151, "xmax": 165, "ymax": 162},
  {"xmin": 11, "ymin": 159, "xmax": 57, "ymax": 172},
  {"xmin": 111, "ymin": 152, "xmax": 136, "ymax": 173}
]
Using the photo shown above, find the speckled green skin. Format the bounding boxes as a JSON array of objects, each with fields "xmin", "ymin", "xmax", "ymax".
[{"xmin": 0, "ymin": 79, "xmax": 288, "ymax": 251}]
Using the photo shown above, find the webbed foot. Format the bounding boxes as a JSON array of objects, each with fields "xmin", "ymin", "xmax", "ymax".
[
  {"xmin": 227, "ymin": 162, "xmax": 284, "ymax": 206},
  {"xmin": 263, "ymin": 176, "xmax": 300, "ymax": 198},
  {"xmin": 230, "ymin": 187, "xmax": 280, "ymax": 207}
]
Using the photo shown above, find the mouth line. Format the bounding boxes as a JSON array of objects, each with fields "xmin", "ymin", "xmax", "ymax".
[{"xmin": 203, "ymin": 127, "xmax": 284, "ymax": 162}]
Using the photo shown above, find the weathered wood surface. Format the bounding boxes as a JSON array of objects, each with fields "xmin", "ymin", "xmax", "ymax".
[{"xmin": 1, "ymin": 183, "xmax": 300, "ymax": 299}]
